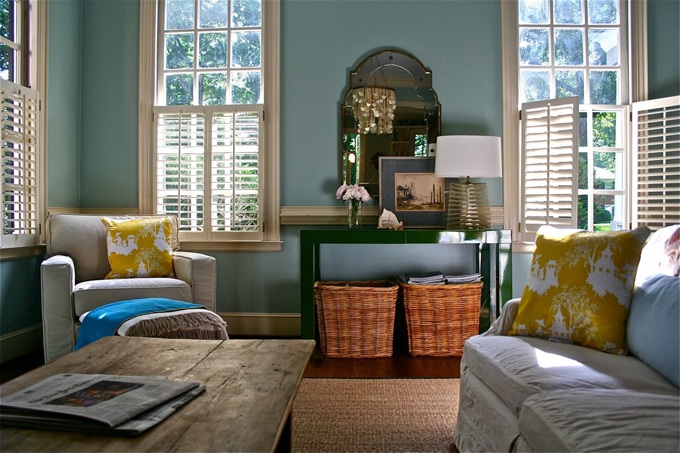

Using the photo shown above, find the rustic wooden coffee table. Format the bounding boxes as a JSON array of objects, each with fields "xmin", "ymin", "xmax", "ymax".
[{"xmin": 0, "ymin": 337, "xmax": 315, "ymax": 452}]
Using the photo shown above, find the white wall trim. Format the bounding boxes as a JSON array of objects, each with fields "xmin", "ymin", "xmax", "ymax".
[
  {"xmin": 0, "ymin": 324, "xmax": 42, "ymax": 363},
  {"xmin": 221, "ymin": 312, "xmax": 300, "ymax": 337}
]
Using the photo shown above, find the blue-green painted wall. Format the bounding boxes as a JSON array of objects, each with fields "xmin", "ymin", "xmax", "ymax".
[
  {"xmin": 47, "ymin": 0, "xmax": 82, "ymax": 208},
  {"xmin": 2, "ymin": 0, "xmax": 678, "ymax": 345},
  {"xmin": 647, "ymin": 0, "xmax": 680, "ymax": 99}
]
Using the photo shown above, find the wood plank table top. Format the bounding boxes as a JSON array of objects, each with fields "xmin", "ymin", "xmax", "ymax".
[{"xmin": 0, "ymin": 337, "xmax": 315, "ymax": 452}]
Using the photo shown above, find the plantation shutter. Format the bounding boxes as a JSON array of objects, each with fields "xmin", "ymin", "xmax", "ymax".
[
  {"xmin": 1, "ymin": 80, "xmax": 41, "ymax": 248},
  {"xmin": 154, "ymin": 105, "xmax": 263, "ymax": 242},
  {"xmin": 631, "ymin": 95, "xmax": 680, "ymax": 229},
  {"xmin": 520, "ymin": 96, "xmax": 579, "ymax": 242}
]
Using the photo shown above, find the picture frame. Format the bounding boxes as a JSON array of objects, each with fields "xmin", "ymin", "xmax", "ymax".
[{"xmin": 379, "ymin": 156, "xmax": 447, "ymax": 228}]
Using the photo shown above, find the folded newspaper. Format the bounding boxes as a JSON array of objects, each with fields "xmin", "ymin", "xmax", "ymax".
[{"xmin": 0, "ymin": 373, "xmax": 204, "ymax": 436}]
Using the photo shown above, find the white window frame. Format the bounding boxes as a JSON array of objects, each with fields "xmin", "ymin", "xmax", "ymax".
[
  {"xmin": 138, "ymin": 0, "xmax": 280, "ymax": 252},
  {"xmin": 502, "ymin": 0, "xmax": 647, "ymax": 246},
  {"xmin": 0, "ymin": 0, "xmax": 47, "ymax": 255}
]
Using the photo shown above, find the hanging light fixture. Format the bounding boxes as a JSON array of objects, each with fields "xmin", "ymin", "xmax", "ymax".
[{"xmin": 351, "ymin": 86, "xmax": 397, "ymax": 134}]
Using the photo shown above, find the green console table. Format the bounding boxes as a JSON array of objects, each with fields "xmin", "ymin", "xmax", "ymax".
[{"xmin": 300, "ymin": 229, "xmax": 512, "ymax": 340}]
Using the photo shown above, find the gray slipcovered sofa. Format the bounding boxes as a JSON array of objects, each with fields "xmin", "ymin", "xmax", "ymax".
[
  {"xmin": 454, "ymin": 226, "xmax": 680, "ymax": 452},
  {"xmin": 41, "ymin": 214, "xmax": 217, "ymax": 363}
]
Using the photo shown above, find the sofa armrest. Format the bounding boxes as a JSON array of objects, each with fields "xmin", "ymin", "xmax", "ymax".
[
  {"xmin": 482, "ymin": 298, "xmax": 521, "ymax": 336},
  {"xmin": 41, "ymin": 255, "xmax": 77, "ymax": 363},
  {"xmin": 173, "ymin": 251, "xmax": 217, "ymax": 312}
]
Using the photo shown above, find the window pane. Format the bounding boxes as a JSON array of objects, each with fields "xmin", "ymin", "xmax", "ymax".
[
  {"xmin": 556, "ymin": 70, "xmax": 584, "ymax": 102},
  {"xmin": 590, "ymin": 70, "xmax": 618, "ymax": 104},
  {"xmin": 231, "ymin": 71, "xmax": 261, "ymax": 104},
  {"xmin": 1, "ymin": 0, "xmax": 12, "ymax": 40},
  {"xmin": 554, "ymin": 0, "xmax": 584, "ymax": 24},
  {"xmin": 592, "ymin": 193, "xmax": 614, "ymax": 229},
  {"xmin": 592, "ymin": 110, "xmax": 621, "ymax": 147},
  {"xmin": 199, "ymin": 32, "xmax": 227, "ymax": 68},
  {"xmin": 166, "ymin": 0, "xmax": 195, "ymax": 30},
  {"xmin": 579, "ymin": 112, "xmax": 588, "ymax": 146},
  {"xmin": 199, "ymin": 0, "xmax": 228, "ymax": 28},
  {"xmin": 232, "ymin": 0, "xmax": 262, "ymax": 27},
  {"xmin": 588, "ymin": 0, "xmax": 618, "ymax": 25},
  {"xmin": 199, "ymin": 73, "xmax": 227, "ymax": 105},
  {"xmin": 166, "ymin": 33, "xmax": 194, "ymax": 69},
  {"xmin": 555, "ymin": 29, "xmax": 584, "ymax": 65},
  {"xmin": 594, "ymin": 151, "xmax": 622, "ymax": 190},
  {"xmin": 166, "ymin": 74, "xmax": 194, "ymax": 105},
  {"xmin": 577, "ymin": 194, "xmax": 588, "ymax": 229},
  {"xmin": 231, "ymin": 31, "xmax": 261, "ymax": 68},
  {"xmin": 0, "ymin": 44, "xmax": 13, "ymax": 81},
  {"xmin": 519, "ymin": 28, "xmax": 550, "ymax": 65},
  {"xmin": 519, "ymin": 0, "xmax": 549, "ymax": 24},
  {"xmin": 588, "ymin": 29, "xmax": 618, "ymax": 65},
  {"xmin": 578, "ymin": 152, "xmax": 588, "ymax": 189},
  {"xmin": 520, "ymin": 70, "xmax": 550, "ymax": 102}
]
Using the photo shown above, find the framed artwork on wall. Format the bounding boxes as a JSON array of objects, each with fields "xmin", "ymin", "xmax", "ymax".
[{"xmin": 379, "ymin": 156, "xmax": 446, "ymax": 228}]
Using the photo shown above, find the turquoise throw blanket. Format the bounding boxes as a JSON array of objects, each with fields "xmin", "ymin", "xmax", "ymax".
[{"xmin": 75, "ymin": 298, "xmax": 203, "ymax": 350}]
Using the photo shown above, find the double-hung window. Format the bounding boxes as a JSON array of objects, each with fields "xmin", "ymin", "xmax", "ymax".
[
  {"xmin": 140, "ymin": 0, "xmax": 280, "ymax": 251},
  {"xmin": 0, "ymin": 0, "xmax": 46, "ymax": 251},
  {"xmin": 503, "ymin": 0, "xmax": 677, "ymax": 243}
]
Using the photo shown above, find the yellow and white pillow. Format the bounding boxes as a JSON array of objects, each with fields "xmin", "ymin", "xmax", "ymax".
[
  {"xmin": 102, "ymin": 216, "xmax": 175, "ymax": 279},
  {"xmin": 509, "ymin": 225, "xmax": 650, "ymax": 355}
]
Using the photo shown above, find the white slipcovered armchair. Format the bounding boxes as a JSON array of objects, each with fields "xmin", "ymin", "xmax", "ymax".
[{"xmin": 41, "ymin": 214, "xmax": 217, "ymax": 363}]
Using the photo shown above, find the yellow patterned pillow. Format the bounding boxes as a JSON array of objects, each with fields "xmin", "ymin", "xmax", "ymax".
[
  {"xmin": 509, "ymin": 225, "xmax": 650, "ymax": 354},
  {"xmin": 102, "ymin": 217, "xmax": 174, "ymax": 279}
]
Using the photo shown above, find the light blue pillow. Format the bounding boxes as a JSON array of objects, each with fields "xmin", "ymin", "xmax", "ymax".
[{"xmin": 627, "ymin": 274, "xmax": 680, "ymax": 387}]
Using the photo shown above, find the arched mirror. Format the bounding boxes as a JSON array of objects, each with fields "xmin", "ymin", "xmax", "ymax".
[{"xmin": 340, "ymin": 49, "xmax": 441, "ymax": 198}]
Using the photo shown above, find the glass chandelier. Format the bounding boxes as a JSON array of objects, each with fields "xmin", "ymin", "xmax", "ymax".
[{"xmin": 351, "ymin": 86, "xmax": 397, "ymax": 135}]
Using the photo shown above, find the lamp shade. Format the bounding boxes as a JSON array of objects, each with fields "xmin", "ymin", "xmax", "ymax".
[{"xmin": 434, "ymin": 135, "xmax": 502, "ymax": 178}]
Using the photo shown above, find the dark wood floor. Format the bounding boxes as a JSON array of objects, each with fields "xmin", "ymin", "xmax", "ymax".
[{"xmin": 304, "ymin": 343, "xmax": 460, "ymax": 378}]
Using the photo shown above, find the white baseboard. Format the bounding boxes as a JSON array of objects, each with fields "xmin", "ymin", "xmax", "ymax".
[
  {"xmin": 0, "ymin": 324, "xmax": 43, "ymax": 363},
  {"xmin": 221, "ymin": 312, "xmax": 300, "ymax": 337}
]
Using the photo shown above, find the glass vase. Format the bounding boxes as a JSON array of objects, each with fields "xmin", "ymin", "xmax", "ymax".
[{"xmin": 348, "ymin": 199, "xmax": 361, "ymax": 228}]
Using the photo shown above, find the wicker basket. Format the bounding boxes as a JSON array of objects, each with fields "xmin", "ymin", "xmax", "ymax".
[
  {"xmin": 315, "ymin": 280, "xmax": 398, "ymax": 358},
  {"xmin": 399, "ymin": 281, "xmax": 483, "ymax": 356}
]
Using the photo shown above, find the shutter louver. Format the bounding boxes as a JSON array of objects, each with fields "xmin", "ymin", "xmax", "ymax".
[
  {"xmin": 155, "ymin": 111, "xmax": 206, "ymax": 235},
  {"xmin": 1, "ymin": 80, "xmax": 40, "ymax": 247},
  {"xmin": 211, "ymin": 111, "xmax": 260, "ymax": 232},
  {"xmin": 154, "ymin": 106, "xmax": 263, "ymax": 241},
  {"xmin": 632, "ymin": 96, "xmax": 680, "ymax": 229},
  {"xmin": 520, "ymin": 97, "xmax": 579, "ymax": 242}
]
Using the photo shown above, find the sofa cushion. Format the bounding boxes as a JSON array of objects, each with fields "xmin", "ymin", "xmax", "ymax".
[
  {"xmin": 635, "ymin": 224, "xmax": 680, "ymax": 286},
  {"xmin": 627, "ymin": 274, "xmax": 680, "ymax": 387},
  {"xmin": 73, "ymin": 278, "xmax": 192, "ymax": 316},
  {"xmin": 462, "ymin": 335, "xmax": 679, "ymax": 416},
  {"xmin": 519, "ymin": 390, "xmax": 679, "ymax": 452},
  {"xmin": 102, "ymin": 216, "xmax": 175, "ymax": 279},
  {"xmin": 509, "ymin": 225, "xmax": 650, "ymax": 354}
]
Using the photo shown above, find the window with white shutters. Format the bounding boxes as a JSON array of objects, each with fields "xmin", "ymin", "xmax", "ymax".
[
  {"xmin": 1, "ymin": 80, "xmax": 40, "ymax": 247},
  {"xmin": 154, "ymin": 105, "xmax": 263, "ymax": 241},
  {"xmin": 141, "ymin": 0, "xmax": 279, "ymax": 249},
  {"xmin": 520, "ymin": 96, "xmax": 579, "ymax": 242},
  {"xmin": 632, "ymin": 96, "xmax": 680, "ymax": 229}
]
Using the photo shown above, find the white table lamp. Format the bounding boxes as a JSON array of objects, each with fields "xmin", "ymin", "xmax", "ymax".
[{"xmin": 434, "ymin": 135, "xmax": 502, "ymax": 230}]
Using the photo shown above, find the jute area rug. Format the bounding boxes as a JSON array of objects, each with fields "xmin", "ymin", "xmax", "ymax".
[{"xmin": 291, "ymin": 378, "xmax": 460, "ymax": 453}]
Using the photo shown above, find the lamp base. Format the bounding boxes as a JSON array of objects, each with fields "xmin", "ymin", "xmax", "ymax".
[{"xmin": 446, "ymin": 182, "xmax": 492, "ymax": 230}]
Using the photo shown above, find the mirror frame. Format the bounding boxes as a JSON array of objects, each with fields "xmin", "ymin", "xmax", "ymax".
[{"xmin": 340, "ymin": 49, "xmax": 441, "ymax": 198}]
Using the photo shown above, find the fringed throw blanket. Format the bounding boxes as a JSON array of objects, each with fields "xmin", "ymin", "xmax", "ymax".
[{"xmin": 76, "ymin": 298, "xmax": 228, "ymax": 350}]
